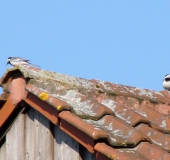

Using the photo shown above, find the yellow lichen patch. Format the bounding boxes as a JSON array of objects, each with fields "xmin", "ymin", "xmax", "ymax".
[
  {"xmin": 110, "ymin": 154, "xmax": 116, "ymax": 160},
  {"xmin": 56, "ymin": 105, "xmax": 62, "ymax": 110},
  {"xmin": 38, "ymin": 92, "xmax": 49, "ymax": 101},
  {"xmin": 121, "ymin": 142, "xmax": 126, "ymax": 146}
]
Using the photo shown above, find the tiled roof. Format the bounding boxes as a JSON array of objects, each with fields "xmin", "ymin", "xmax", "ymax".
[{"xmin": 1, "ymin": 66, "xmax": 170, "ymax": 160}]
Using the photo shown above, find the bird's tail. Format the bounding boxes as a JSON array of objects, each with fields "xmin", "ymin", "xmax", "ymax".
[{"xmin": 27, "ymin": 63, "xmax": 41, "ymax": 68}]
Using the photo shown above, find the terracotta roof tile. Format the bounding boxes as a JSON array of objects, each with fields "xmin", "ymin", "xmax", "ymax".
[
  {"xmin": 97, "ymin": 98, "xmax": 150, "ymax": 126},
  {"xmin": 95, "ymin": 142, "xmax": 170, "ymax": 160},
  {"xmin": 26, "ymin": 84, "xmax": 114, "ymax": 120},
  {"xmin": 90, "ymin": 79, "xmax": 170, "ymax": 104},
  {"xmin": 94, "ymin": 143, "xmax": 146, "ymax": 160},
  {"xmin": 134, "ymin": 142, "xmax": 170, "ymax": 160},
  {"xmin": 59, "ymin": 111, "xmax": 108, "ymax": 140},
  {"xmin": 26, "ymin": 84, "xmax": 72, "ymax": 111},
  {"xmin": 59, "ymin": 111, "xmax": 149, "ymax": 147},
  {"xmin": 1, "ymin": 65, "xmax": 170, "ymax": 159},
  {"xmin": 84, "ymin": 115, "xmax": 149, "ymax": 147},
  {"xmin": 133, "ymin": 105, "xmax": 170, "ymax": 133},
  {"xmin": 136, "ymin": 123, "xmax": 170, "ymax": 152}
]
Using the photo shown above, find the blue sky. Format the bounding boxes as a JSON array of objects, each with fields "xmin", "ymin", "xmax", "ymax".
[{"xmin": 0, "ymin": 1, "xmax": 170, "ymax": 91}]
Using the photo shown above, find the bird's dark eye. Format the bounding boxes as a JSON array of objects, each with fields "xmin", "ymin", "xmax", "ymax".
[{"xmin": 165, "ymin": 78, "xmax": 170, "ymax": 81}]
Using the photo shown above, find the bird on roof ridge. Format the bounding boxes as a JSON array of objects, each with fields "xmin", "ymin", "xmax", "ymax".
[
  {"xmin": 6, "ymin": 57, "xmax": 40, "ymax": 68},
  {"xmin": 163, "ymin": 74, "xmax": 170, "ymax": 91}
]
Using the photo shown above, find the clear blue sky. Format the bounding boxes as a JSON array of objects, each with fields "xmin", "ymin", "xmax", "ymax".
[{"xmin": 0, "ymin": 1, "xmax": 170, "ymax": 91}]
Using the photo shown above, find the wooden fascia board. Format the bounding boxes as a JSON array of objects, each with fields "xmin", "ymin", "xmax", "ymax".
[
  {"xmin": 96, "ymin": 152, "xmax": 111, "ymax": 160},
  {"xmin": 0, "ymin": 96, "xmax": 15, "ymax": 128},
  {"xmin": 25, "ymin": 92, "xmax": 59, "ymax": 125},
  {"xmin": 59, "ymin": 118, "xmax": 95, "ymax": 153}
]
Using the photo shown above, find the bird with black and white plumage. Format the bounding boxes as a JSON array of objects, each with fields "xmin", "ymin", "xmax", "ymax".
[
  {"xmin": 6, "ymin": 57, "xmax": 40, "ymax": 68},
  {"xmin": 163, "ymin": 74, "xmax": 170, "ymax": 91}
]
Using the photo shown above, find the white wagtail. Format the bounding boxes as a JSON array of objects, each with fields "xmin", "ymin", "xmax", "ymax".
[
  {"xmin": 6, "ymin": 57, "xmax": 40, "ymax": 68},
  {"xmin": 163, "ymin": 74, "xmax": 170, "ymax": 91}
]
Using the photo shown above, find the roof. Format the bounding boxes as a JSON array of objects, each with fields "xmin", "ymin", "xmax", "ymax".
[{"xmin": 1, "ymin": 65, "xmax": 170, "ymax": 160}]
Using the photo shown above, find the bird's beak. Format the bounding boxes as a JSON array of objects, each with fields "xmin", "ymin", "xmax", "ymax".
[{"xmin": 6, "ymin": 60, "xmax": 10, "ymax": 65}]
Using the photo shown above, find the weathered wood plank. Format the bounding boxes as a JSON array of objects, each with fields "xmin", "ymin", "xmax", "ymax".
[
  {"xmin": 29, "ymin": 108, "xmax": 54, "ymax": 160},
  {"xmin": 6, "ymin": 113, "xmax": 25, "ymax": 160},
  {"xmin": 25, "ymin": 108, "xmax": 35, "ymax": 160},
  {"xmin": 0, "ymin": 140, "xmax": 6, "ymax": 160},
  {"xmin": 54, "ymin": 125, "xmax": 80, "ymax": 160},
  {"xmin": 2, "ymin": 107, "xmax": 96, "ymax": 160},
  {"xmin": 79, "ymin": 145, "xmax": 96, "ymax": 160}
]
